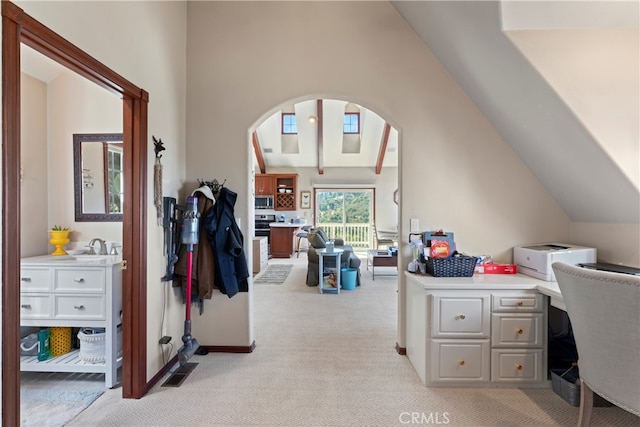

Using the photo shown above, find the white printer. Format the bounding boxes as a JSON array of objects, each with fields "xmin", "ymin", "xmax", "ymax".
[{"xmin": 514, "ymin": 243, "xmax": 596, "ymax": 281}]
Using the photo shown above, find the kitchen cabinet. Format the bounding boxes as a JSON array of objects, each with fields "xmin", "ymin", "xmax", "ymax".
[
  {"xmin": 20, "ymin": 255, "xmax": 122, "ymax": 388},
  {"xmin": 405, "ymin": 273, "xmax": 547, "ymax": 388},
  {"xmin": 255, "ymin": 174, "xmax": 275, "ymax": 196},
  {"xmin": 269, "ymin": 223, "xmax": 301, "ymax": 258},
  {"xmin": 274, "ymin": 174, "xmax": 297, "ymax": 211}
]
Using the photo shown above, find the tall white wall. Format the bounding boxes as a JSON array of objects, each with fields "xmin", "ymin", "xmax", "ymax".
[
  {"xmin": 13, "ymin": 0, "xmax": 188, "ymax": 380},
  {"xmin": 20, "ymin": 73, "xmax": 49, "ymax": 257},
  {"xmin": 186, "ymin": 1, "xmax": 570, "ymax": 348}
]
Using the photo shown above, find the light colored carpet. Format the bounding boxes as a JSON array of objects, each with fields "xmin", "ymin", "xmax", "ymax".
[
  {"xmin": 254, "ymin": 263, "xmax": 294, "ymax": 284},
  {"xmin": 21, "ymin": 371, "xmax": 106, "ymax": 426},
  {"xmin": 68, "ymin": 254, "xmax": 640, "ymax": 426}
]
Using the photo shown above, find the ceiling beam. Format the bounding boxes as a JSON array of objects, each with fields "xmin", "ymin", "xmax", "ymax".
[
  {"xmin": 317, "ymin": 99, "xmax": 324, "ymax": 175},
  {"xmin": 252, "ymin": 131, "xmax": 266, "ymax": 174},
  {"xmin": 375, "ymin": 122, "xmax": 391, "ymax": 175}
]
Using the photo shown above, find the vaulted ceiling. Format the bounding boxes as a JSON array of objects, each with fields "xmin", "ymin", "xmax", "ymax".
[
  {"xmin": 391, "ymin": 0, "xmax": 639, "ymax": 224},
  {"xmin": 252, "ymin": 99, "xmax": 398, "ymax": 174}
]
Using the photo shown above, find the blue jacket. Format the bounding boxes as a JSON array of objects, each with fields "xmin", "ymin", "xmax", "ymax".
[{"xmin": 202, "ymin": 187, "xmax": 249, "ymax": 298}]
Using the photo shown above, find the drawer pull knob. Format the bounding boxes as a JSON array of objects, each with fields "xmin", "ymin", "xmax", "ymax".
[
  {"xmin": 21, "ymin": 304, "xmax": 31, "ymax": 309},
  {"xmin": 516, "ymin": 328, "xmax": 524, "ymax": 334},
  {"xmin": 74, "ymin": 278, "xmax": 85, "ymax": 283},
  {"xmin": 458, "ymin": 314, "xmax": 466, "ymax": 320},
  {"xmin": 74, "ymin": 304, "xmax": 85, "ymax": 310},
  {"xmin": 517, "ymin": 301, "xmax": 523, "ymax": 307},
  {"xmin": 459, "ymin": 360, "xmax": 465, "ymax": 366},
  {"xmin": 21, "ymin": 277, "xmax": 31, "ymax": 282},
  {"xmin": 516, "ymin": 364, "xmax": 523, "ymax": 370}
]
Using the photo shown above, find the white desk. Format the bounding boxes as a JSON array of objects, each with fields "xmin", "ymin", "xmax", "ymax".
[{"xmin": 405, "ymin": 272, "xmax": 563, "ymax": 388}]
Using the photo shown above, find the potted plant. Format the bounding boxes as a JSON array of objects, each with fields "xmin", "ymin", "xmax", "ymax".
[{"xmin": 49, "ymin": 225, "xmax": 72, "ymax": 255}]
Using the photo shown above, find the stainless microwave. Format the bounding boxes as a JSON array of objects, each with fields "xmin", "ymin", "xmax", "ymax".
[{"xmin": 255, "ymin": 195, "xmax": 274, "ymax": 209}]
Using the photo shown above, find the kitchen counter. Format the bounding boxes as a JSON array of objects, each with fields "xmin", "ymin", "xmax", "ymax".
[
  {"xmin": 269, "ymin": 223, "xmax": 303, "ymax": 257},
  {"xmin": 269, "ymin": 222, "xmax": 305, "ymax": 227}
]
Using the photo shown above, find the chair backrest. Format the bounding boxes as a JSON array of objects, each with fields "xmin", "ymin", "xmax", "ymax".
[{"xmin": 552, "ymin": 262, "xmax": 640, "ymax": 416}]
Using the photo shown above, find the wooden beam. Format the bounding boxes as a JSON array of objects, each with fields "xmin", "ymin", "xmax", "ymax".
[
  {"xmin": 375, "ymin": 122, "xmax": 391, "ymax": 174},
  {"xmin": 317, "ymin": 99, "xmax": 324, "ymax": 175},
  {"xmin": 252, "ymin": 131, "xmax": 266, "ymax": 174}
]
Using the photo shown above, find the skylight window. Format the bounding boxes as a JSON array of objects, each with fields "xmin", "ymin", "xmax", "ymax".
[
  {"xmin": 344, "ymin": 113, "xmax": 359, "ymax": 134},
  {"xmin": 282, "ymin": 113, "xmax": 297, "ymax": 134}
]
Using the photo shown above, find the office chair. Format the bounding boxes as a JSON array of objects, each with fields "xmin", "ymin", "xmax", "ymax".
[{"xmin": 552, "ymin": 262, "xmax": 640, "ymax": 426}]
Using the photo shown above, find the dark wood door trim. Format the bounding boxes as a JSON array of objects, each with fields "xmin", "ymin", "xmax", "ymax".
[{"xmin": 2, "ymin": 2, "xmax": 149, "ymax": 425}]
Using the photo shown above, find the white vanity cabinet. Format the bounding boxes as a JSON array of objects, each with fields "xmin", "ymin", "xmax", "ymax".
[
  {"xmin": 406, "ymin": 273, "xmax": 548, "ymax": 388},
  {"xmin": 20, "ymin": 255, "xmax": 122, "ymax": 388}
]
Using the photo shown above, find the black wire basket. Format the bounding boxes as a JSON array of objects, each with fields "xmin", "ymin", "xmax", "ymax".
[{"xmin": 426, "ymin": 255, "xmax": 478, "ymax": 277}]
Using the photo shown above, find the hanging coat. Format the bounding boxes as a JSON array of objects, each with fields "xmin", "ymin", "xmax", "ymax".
[{"xmin": 202, "ymin": 187, "xmax": 249, "ymax": 298}]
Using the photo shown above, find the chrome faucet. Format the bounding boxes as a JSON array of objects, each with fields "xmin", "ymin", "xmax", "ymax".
[{"xmin": 87, "ymin": 238, "xmax": 108, "ymax": 255}]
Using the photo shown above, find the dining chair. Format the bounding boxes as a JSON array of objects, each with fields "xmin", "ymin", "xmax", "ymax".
[
  {"xmin": 295, "ymin": 225, "xmax": 312, "ymax": 258},
  {"xmin": 552, "ymin": 262, "xmax": 640, "ymax": 426},
  {"xmin": 372, "ymin": 222, "xmax": 395, "ymax": 250}
]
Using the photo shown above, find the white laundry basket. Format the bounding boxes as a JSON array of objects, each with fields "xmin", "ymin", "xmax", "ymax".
[{"xmin": 78, "ymin": 326, "xmax": 122, "ymax": 363}]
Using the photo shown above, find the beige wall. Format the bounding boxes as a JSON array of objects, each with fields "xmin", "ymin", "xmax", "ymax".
[
  {"xmin": 186, "ymin": 1, "xmax": 570, "ymax": 348},
  {"xmin": 14, "ymin": 0, "xmax": 188, "ymax": 380},
  {"xmin": 20, "ymin": 74, "xmax": 49, "ymax": 257},
  {"xmin": 572, "ymin": 223, "xmax": 640, "ymax": 268}
]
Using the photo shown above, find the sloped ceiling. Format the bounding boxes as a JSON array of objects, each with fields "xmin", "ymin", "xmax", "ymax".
[{"xmin": 391, "ymin": 0, "xmax": 639, "ymax": 223}]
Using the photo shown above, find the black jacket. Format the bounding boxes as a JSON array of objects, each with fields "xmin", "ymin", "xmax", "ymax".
[{"xmin": 202, "ymin": 187, "xmax": 249, "ymax": 298}]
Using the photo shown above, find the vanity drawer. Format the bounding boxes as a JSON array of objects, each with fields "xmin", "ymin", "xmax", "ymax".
[
  {"xmin": 20, "ymin": 294, "xmax": 52, "ymax": 319},
  {"xmin": 54, "ymin": 295, "xmax": 105, "ymax": 320},
  {"xmin": 431, "ymin": 339, "xmax": 490, "ymax": 382},
  {"xmin": 54, "ymin": 268, "xmax": 105, "ymax": 293},
  {"xmin": 20, "ymin": 268, "xmax": 51, "ymax": 292},
  {"xmin": 491, "ymin": 313, "xmax": 544, "ymax": 347},
  {"xmin": 492, "ymin": 293, "xmax": 543, "ymax": 312},
  {"xmin": 432, "ymin": 295, "xmax": 490, "ymax": 338},
  {"xmin": 491, "ymin": 349, "xmax": 543, "ymax": 382}
]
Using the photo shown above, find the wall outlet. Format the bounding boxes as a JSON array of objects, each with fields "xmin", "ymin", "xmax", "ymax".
[
  {"xmin": 410, "ymin": 218, "xmax": 420, "ymax": 232},
  {"xmin": 159, "ymin": 336, "xmax": 171, "ymax": 345}
]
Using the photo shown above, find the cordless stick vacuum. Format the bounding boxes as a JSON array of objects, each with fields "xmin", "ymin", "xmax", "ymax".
[{"xmin": 177, "ymin": 196, "xmax": 201, "ymax": 366}]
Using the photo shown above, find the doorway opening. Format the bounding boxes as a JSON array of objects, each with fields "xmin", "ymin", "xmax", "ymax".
[{"xmin": 2, "ymin": 2, "xmax": 149, "ymax": 425}]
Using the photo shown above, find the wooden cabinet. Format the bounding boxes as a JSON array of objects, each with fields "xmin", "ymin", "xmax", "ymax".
[
  {"xmin": 274, "ymin": 174, "xmax": 297, "ymax": 211},
  {"xmin": 255, "ymin": 174, "xmax": 275, "ymax": 196},
  {"xmin": 20, "ymin": 256, "xmax": 122, "ymax": 388},
  {"xmin": 270, "ymin": 225, "xmax": 300, "ymax": 258},
  {"xmin": 405, "ymin": 274, "xmax": 547, "ymax": 388}
]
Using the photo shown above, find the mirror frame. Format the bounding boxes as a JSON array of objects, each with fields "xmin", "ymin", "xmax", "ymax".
[{"xmin": 73, "ymin": 132, "xmax": 124, "ymax": 221}]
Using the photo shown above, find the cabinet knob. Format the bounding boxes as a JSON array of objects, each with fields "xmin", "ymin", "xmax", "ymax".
[
  {"xmin": 21, "ymin": 304, "xmax": 31, "ymax": 309},
  {"xmin": 459, "ymin": 360, "xmax": 465, "ymax": 366},
  {"xmin": 516, "ymin": 364, "xmax": 523, "ymax": 370},
  {"xmin": 458, "ymin": 314, "xmax": 466, "ymax": 320},
  {"xmin": 74, "ymin": 278, "xmax": 85, "ymax": 283},
  {"xmin": 21, "ymin": 277, "xmax": 31, "ymax": 282},
  {"xmin": 74, "ymin": 304, "xmax": 85, "ymax": 310},
  {"xmin": 516, "ymin": 328, "xmax": 524, "ymax": 334},
  {"xmin": 517, "ymin": 301, "xmax": 523, "ymax": 307}
]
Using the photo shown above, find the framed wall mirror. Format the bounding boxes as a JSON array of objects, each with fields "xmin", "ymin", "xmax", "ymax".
[{"xmin": 73, "ymin": 133, "xmax": 124, "ymax": 221}]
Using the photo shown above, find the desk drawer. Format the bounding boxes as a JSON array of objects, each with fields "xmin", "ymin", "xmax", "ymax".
[
  {"xmin": 492, "ymin": 293, "xmax": 543, "ymax": 312},
  {"xmin": 20, "ymin": 268, "xmax": 51, "ymax": 292},
  {"xmin": 432, "ymin": 295, "xmax": 490, "ymax": 338},
  {"xmin": 54, "ymin": 268, "xmax": 105, "ymax": 293},
  {"xmin": 431, "ymin": 339, "xmax": 490, "ymax": 382},
  {"xmin": 20, "ymin": 295, "xmax": 51, "ymax": 319},
  {"xmin": 54, "ymin": 295, "xmax": 105, "ymax": 320},
  {"xmin": 491, "ymin": 349, "xmax": 543, "ymax": 382},
  {"xmin": 491, "ymin": 313, "xmax": 544, "ymax": 347}
]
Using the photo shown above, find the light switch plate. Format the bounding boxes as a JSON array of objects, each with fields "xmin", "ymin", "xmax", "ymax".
[{"xmin": 410, "ymin": 218, "xmax": 420, "ymax": 232}]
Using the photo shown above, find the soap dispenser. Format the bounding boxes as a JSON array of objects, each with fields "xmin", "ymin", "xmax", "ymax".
[{"xmin": 279, "ymin": 214, "xmax": 285, "ymax": 223}]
